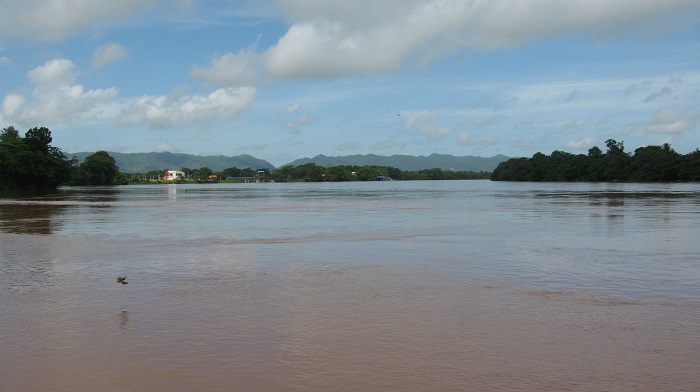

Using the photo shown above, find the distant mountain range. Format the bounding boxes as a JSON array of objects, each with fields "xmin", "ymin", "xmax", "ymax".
[
  {"xmin": 69, "ymin": 151, "xmax": 275, "ymax": 173},
  {"xmin": 69, "ymin": 151, "xmax": 510, "ymax": 173},
  {"xmin": 285, "ymin": 153, "xmax": 510, "ymax": 172}
]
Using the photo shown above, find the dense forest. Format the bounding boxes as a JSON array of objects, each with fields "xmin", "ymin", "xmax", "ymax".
[
  {"xmin": 491, "ymin": 139, "xmax": 700, "ymax": 182},
  {"xmin": 268, "ymin": 164, "xmax": 490, "ymax": 182},
  {"xmin": 124, "ymin": 164, "xmax": 491, "ymax": 183},
  {"xmin": 1, "ymin": 126, "xmax": 121, "ymax": 192}
]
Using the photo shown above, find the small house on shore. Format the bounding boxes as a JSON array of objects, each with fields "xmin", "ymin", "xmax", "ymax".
[{"xmin": 163, "ymin": 170, "xmax": 186, "ymax": 181}]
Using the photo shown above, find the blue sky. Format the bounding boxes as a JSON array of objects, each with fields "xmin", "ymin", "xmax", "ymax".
[{"xmin": 1, "ymin": 0, "xmax": 699, "ymax": 167}]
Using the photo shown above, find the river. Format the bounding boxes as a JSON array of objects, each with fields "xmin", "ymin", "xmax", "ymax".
[{"xmin": 1, "ymin": 181, "xmax": 699, "ymax": 391}]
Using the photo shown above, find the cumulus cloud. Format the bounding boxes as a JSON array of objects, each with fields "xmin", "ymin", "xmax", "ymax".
[
  {"xmin": 647, "ymin": 109, "xmax": 695, "ymax": 134},
  {"xmin": 118, "ymin": 87, "xmax": 256, "ymax": 129},
  {"xmin": 0, "ymin": 0, "xmax": 152, "ymax": 42},
  {"xmin": 191, "ymin": 47, "xmax": 263, "ymax": 86},
  {"xmin": 285, "ymin": 114, "xmax": 309, "ymax": 134},
  {"xmin": 566, "ymin": 135, "xmax": 597, "ymax": 149},
  {"xmin": 403, "ymin": 112, "xmax": 437, "ymax": 131},
  {"xmin": 1, "ymin": 58, "xmax": 118, "ymax": 126},
  {"xmin": 457, "ymin": 131, "xmax": 497, "ymax": 146},
  {"xmin": 285, "ymin": 102, "xmax": 302, "ymax": 114},
  {"xmin": 403, "ymin": 111, "xmax": 451, "ymax": 140},
  {"xmin": 457, "ymin": 131, "xmax": 471, "ymax": 145},
  {"xmin": 192, "ymin": 0, "xmax": 700, "ymax": 84},
  {"xmin": 421, "ymin": 125, "xmax": 451, "ymax": 140},
  {"xmin": 2, "ymin": 57, "xmax": 258, "ymax": 130},
  {"xmin": 91, "ymin": 43, "xmax": 128, "ymax": 68}
]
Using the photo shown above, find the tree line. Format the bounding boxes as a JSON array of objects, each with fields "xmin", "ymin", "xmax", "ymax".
[
  {"xmin": 1, "ymin": 126, "xmax": 120, "ymax": 192},
  {"xmin": 124, "ymin": 164, "xmax": 491, "ymax": 183},
  {"xmin": 9, "ymin": 126, "xmax": 695, "ymax": 190},
  {"xmin": 267, "ymin": 163, "xmax": 490, "ymax": 182},
  {"xmin": 0, "ymin": 125, "xmax": 489, "ymax": 191},
  {"xmin": 491, "ymin": 139, "xmax": 700, "ymax": 182}
]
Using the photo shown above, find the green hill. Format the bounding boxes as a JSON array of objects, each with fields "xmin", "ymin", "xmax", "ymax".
[
  {"xmin": 69, "ymin": 151, "xmax": 275, "ymax": 173},
  {"xmin": 284, "ymin": 153, "xmax": 509, "ymax": 172},
  {"xmin": 68, "ymin": 151, "xmax": 509, "ymax": 173}
]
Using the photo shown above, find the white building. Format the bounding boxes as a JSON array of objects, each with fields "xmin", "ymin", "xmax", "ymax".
[{"xmin": 163, "ymin": 170, "xmax": 185, "ymax": 181}]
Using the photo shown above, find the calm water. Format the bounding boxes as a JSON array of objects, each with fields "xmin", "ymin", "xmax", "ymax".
[{"xmin": 1, "ymin": 181, "xmax": 699, "ymax": 391}]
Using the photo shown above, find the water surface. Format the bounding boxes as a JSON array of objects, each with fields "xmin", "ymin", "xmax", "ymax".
[{"xmin": 1, "ymin": 181, "xmax": 699, "ymax": 391}]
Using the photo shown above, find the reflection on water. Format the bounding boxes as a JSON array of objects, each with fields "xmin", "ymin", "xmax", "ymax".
[
  {"xmin": 118, "ymin": 310, "xmax": 129, "ymax": 331},
  {"xmin": 0, "ymin": 202, "xmax": 69, "ymax": 234},
  {"xmin": 1, "ymin": 181, "xmax": 699, "ymax": 391}
]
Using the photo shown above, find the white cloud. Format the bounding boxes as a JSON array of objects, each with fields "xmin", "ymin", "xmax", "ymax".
[
  {"xmin": 457, "ymin": 131, "xmax": 497, "ymax": 146},
  {"xmin": 155, "ymin": 143, "xmax": 174, "ymax": 153},
  {"xmin": 91, "ymin": 43, "xmax": 128, "ymax": 69},
  {"xmin": 118, "ymin": 87, "xmax": 256, "ymax": 129},
  {"xmin": 647, "ymin": 109, "xmax": 695, "ymax": 134},
  {"xmin": 466, "ymin": 114, "xmax": 504, "ymax": 129},
  {"xmin": 1, "ymin": 58, "xmax": 259, "ymax": 130},
  {"xmin": 1, "ymin": 59, "xmax": 118, "ymax": 126},
  {"xmin": 403, "ymin": 111, "xmax": 451, "ymax": 140},
  {"xmin": 190, "ymin": 47, "xmax": 262, "ymax": 86},
  {"xmin": 0, "ymin": 56, "xmax": 10, "ymax": 66},
  {"xmin": 457, "ymin": 131, "xmax": 470, "ymax": 145},
  {"xmin": 566, "ymin": 136, "xmax": 597, "ymax": 150},
  {"xmin": 0, "ymin": 0, "xmax": 153, "ymax": 42},
  {"xmin": 403, "ymin": 112, "xmax": 438, "ymax": 131},
  {"xmin": 421, "ymin": 125, "xmax": 451, "ymax": 140},
  {"xmin": 502, "ymin": 72, "xmax": 700, "ymax": 119},
  {"xmin": 285, "ymin": 102, "xmax": 302, "ymax": 114},
  {"xmin": 193, "ymin": 0, "xmax": 700, "ymax": 84},
  {"xmin": 285, "ymin": 114, "xmax": 309, "ymax": 135}
]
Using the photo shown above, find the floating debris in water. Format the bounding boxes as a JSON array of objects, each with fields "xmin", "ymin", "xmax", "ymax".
[{"xmin": 117, "ymin": 276, "xmax": 128, "ymax": 285}]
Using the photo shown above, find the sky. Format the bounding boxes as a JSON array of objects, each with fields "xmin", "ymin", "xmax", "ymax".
[{"xmin": 1, "ymin": 0, "xmax": 699, "ymax": 167}]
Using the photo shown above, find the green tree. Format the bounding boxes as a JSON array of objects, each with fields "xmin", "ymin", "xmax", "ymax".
[
  {"xmin": 677, "ymin": 149, "xmax": 700, "ymax": 181},
  {"xmin": 419, "ymin": 168, "xmax": 445, "ymax": 180},
  {"xmin": 222, "ymin": 167, "xmax": 242, "ymax": 179},
  {"xmin": 271, "ymin": 165, "xmax": 297, "ymax": 182},
  {"xmin": 326, "ymin": 166, "xmax": 353, "ymax": 181},
  {"xmin": 194, "ymin": 167, "xmax": 213, "ymax": 179},
  {"xmin": 0, "ymin": 126, "xmax": 72, "ymax": 191},
  {"xmin": 491, "ymin": 139, "xmax": 699, "ymax": 182},
  {"xmin": 25, "ymin": 127, "xmax": 54, "ymax": 154},
  {"xmin": 0, "ymin": 126, "xmax": 20, "ymax": 143},
  {"xmin": 240, "ymin": 167, "xmax": 255, "ymax": 177},
  {"xmin": 603, "ymin": 139, "xmax": 630, "ymax": 181},
  {"xmin": 77, "ymin": 151, "xmax": 120, "ymax": 185},
  {"xmin": 353, "ymin": 166, "xmax": 380, "ymax": 181},
  {"xmin": 605, "ymin": 139, "xmax": 625, "ymax": 155},
  {"xmin": 294, "ymin": 163, "xmax": 325, "ymax": 181},
  {"xmin": 628, "ymin": 144, "xmax": 679, "ymax": 181},
  {"xmin": 180, "ymin": 167, "xmax": 193, "ymax": 178},
  {"xmin": 588, "ymin": 146, "xmax": 603, "ymax": 157}
]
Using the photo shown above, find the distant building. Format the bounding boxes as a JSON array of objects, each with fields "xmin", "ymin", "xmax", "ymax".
[{"xmin": 163, "ymin": 170, "xmax": 185, "ymax": 181}]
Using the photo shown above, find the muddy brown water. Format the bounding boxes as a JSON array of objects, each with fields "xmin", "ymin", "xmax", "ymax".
[{"xmin": 1, "ymin": 181, "xmax": 699, "ymax": 391}]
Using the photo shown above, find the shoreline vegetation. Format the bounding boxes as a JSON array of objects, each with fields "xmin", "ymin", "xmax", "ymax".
[
  {"xmin": 2, "ymin": 126, "xmax": 699, "ymax": 192},
  {"xmin": 491, "ymin": 139, "xmax": 699, "ymax": 182},
  {"xmin": 125, "ymin": 165, "xmax": 492, "ymax": 185}
]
